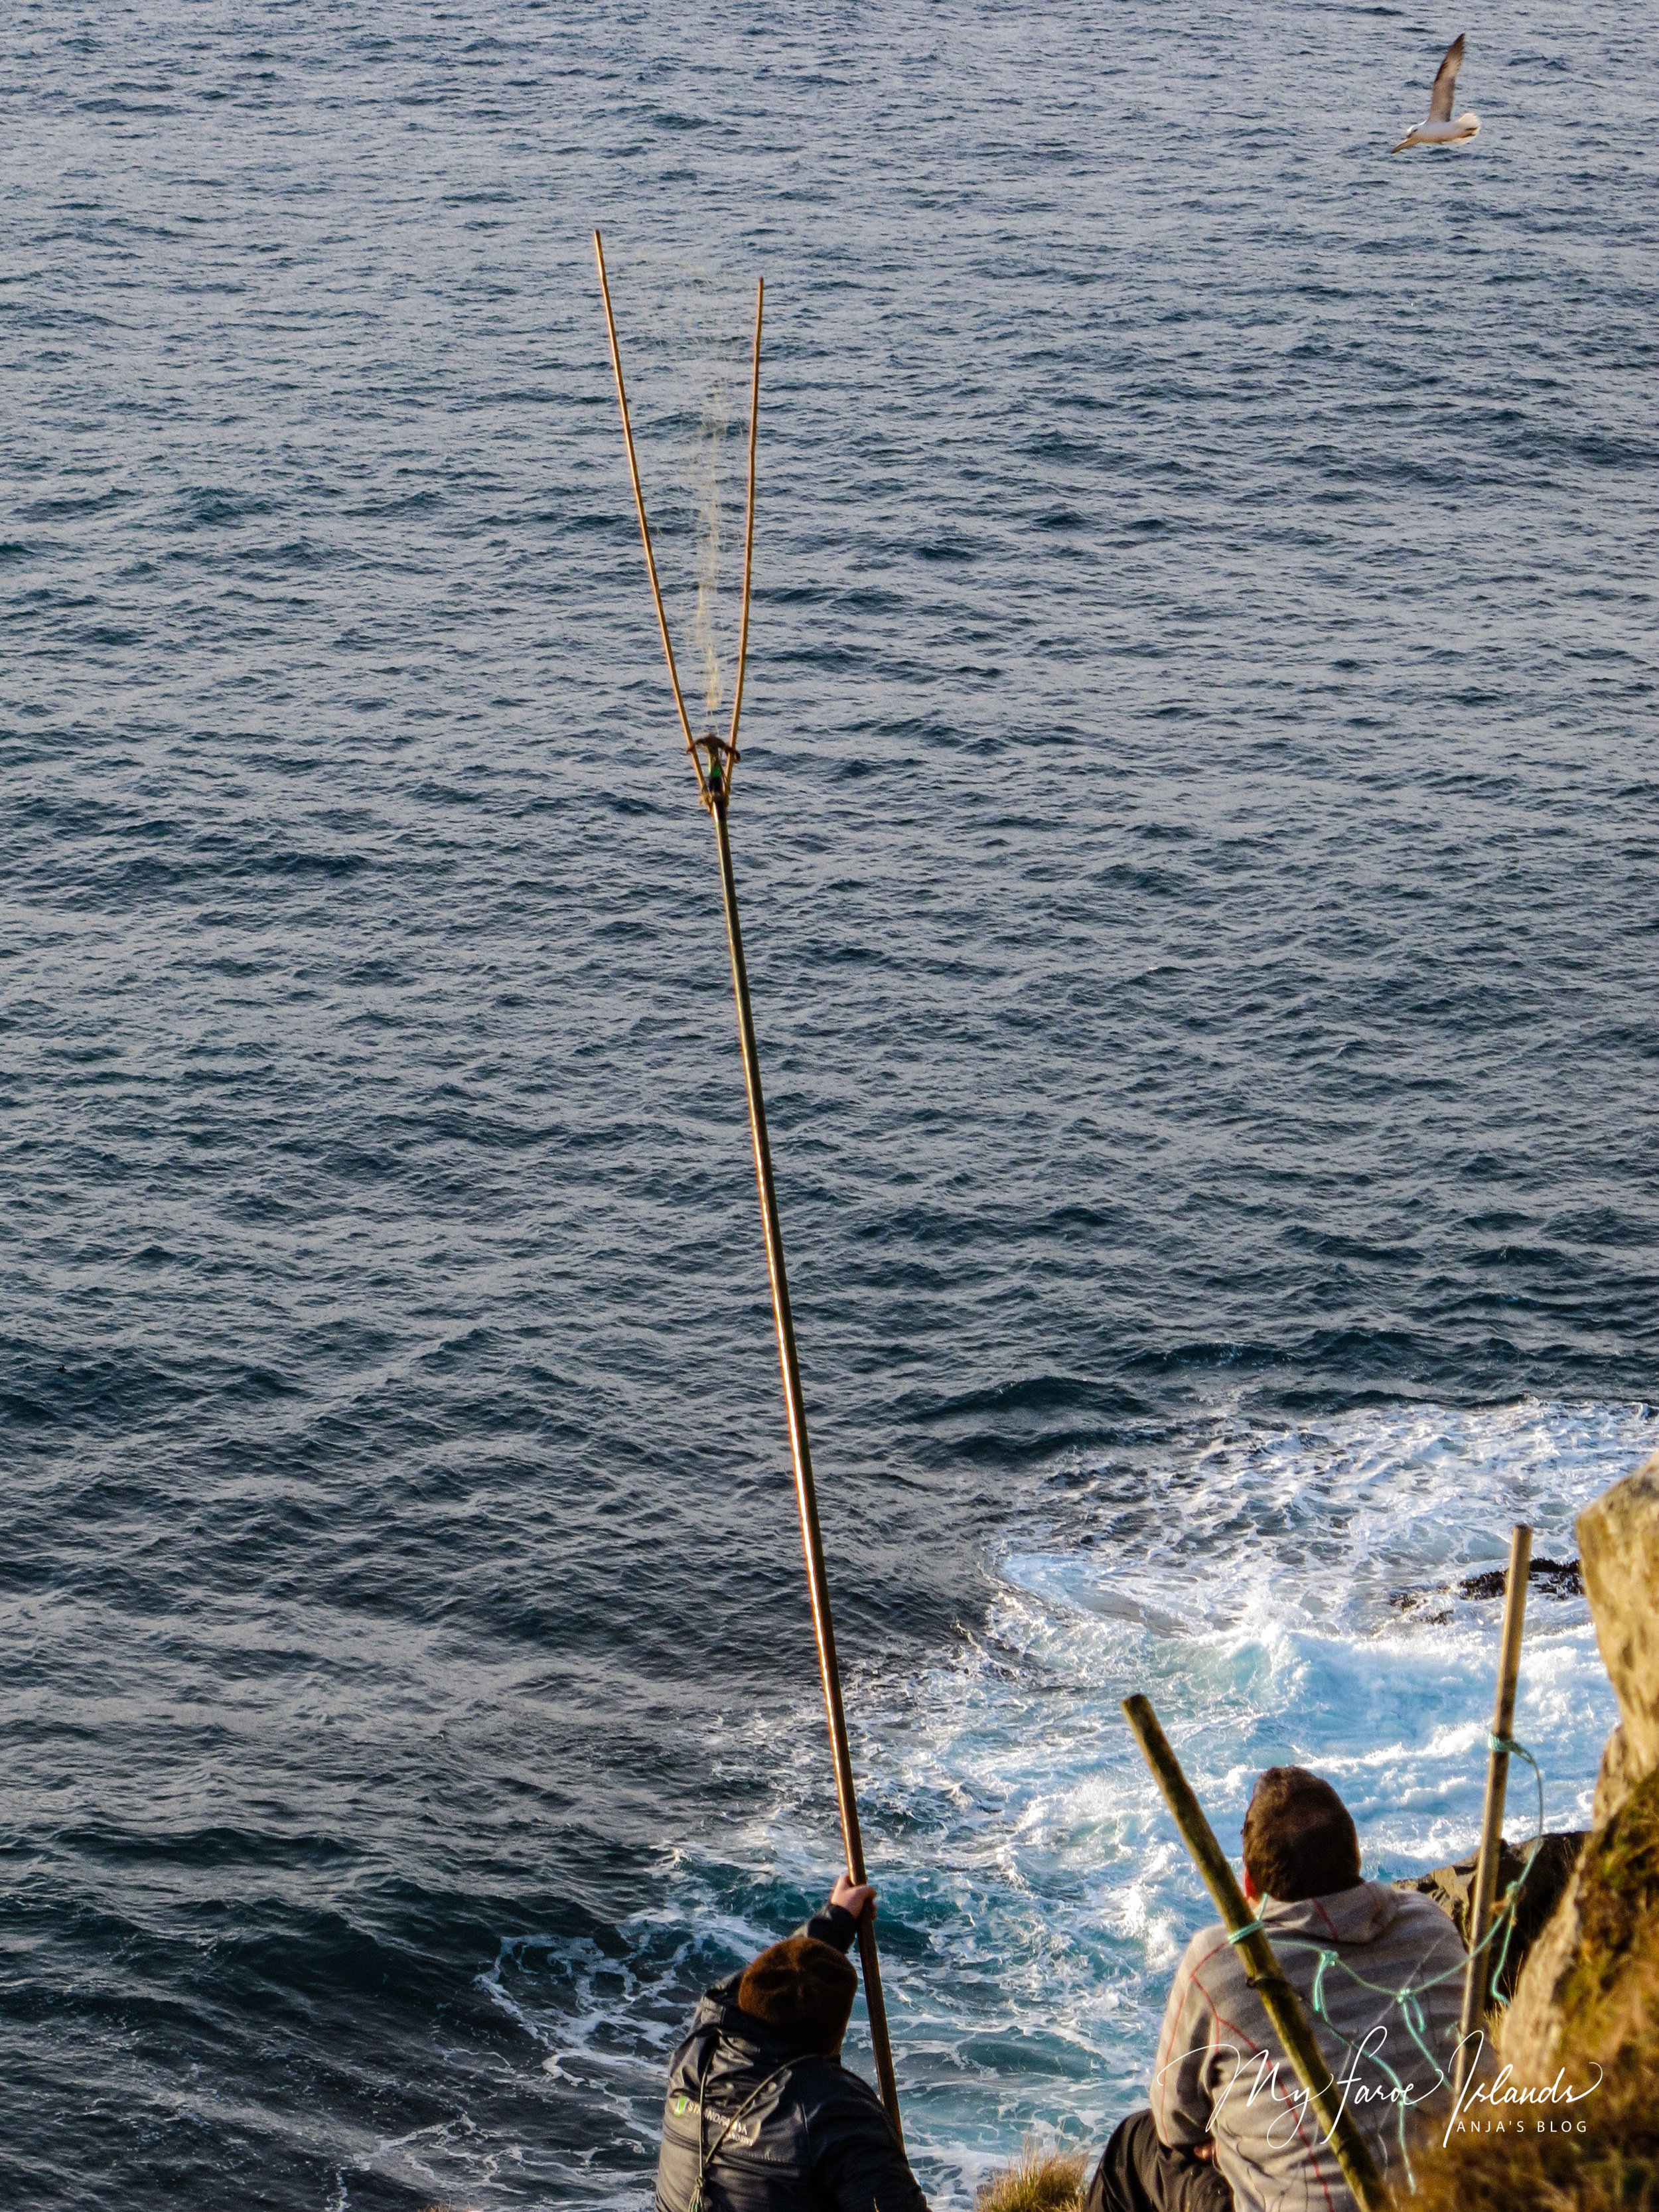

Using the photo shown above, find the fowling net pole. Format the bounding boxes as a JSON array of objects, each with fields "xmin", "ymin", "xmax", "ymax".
[{"xmin": 593, "ymin": 230, "xmax": 905, "ymax": 2148}]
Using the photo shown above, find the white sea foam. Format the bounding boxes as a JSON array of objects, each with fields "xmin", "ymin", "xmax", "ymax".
[
  {"xmin": 529, "ymin": 1398, "xmax": 1650, "ymax": 2206},
  {"xmin": 767, "ymin": 1398, "xmax": 1646, "ymax": 2201}
]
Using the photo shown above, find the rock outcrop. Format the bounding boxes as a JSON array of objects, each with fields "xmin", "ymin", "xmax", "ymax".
[
  {"xmin": 1581, "ymin": 1455, "xmax": 1659, "ymax": 1824},
  {"xmin": 1407, "ymin": 1448, "xmax": 1659, "ymax": 2211},
  {"xmin": 1395, "ymin": 1830, "xmax": 1584, "ymax": 2001},
  {"xmin": 1500, "ymin": 1450, "xmax": 1659, "ymax": 2082}
]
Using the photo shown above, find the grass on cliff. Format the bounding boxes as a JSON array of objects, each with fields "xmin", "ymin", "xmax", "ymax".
[
  {"xmin": 976, "ymin": 2146, "xmax": 1087, "ymax": 2212},
  {"xmin": 1406, "ymin": 1766, "xmax": 1659, "ymax": 2211}
]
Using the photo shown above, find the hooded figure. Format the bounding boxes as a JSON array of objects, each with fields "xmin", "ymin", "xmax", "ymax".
[{"xmin": 654, "ymin": 1879, "xmax": 926, "ymax": 2212}]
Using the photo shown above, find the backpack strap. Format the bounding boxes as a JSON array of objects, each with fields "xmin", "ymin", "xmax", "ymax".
[{"xmin": 689, "ymin": 2053, "xmax": 820, "ymax": 2212}]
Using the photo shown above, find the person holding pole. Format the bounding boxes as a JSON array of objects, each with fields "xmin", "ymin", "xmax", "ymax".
[
  {"xmin": 594, "ymin": 231, "xmax": 907, "ymax": 2143},
  {"xmin": 1086, "ymin": 1766, "xmax": 1467, "ymax": 2212},
  {"xmin": 653, "ymin": 1877, "xmax": 927, "ymax": 2212}
]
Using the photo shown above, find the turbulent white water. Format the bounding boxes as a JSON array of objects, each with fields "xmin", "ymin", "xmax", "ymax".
[{"xmin": 538, "ymin": 1398, "xmax": 1646, "ymax": 2204}]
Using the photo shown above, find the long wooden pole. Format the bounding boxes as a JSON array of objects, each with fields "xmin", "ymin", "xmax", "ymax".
[
  {"xmin": 711, "ymin": 794, "xmax": 904, "ymax": 2144},
  {"xmin": 593, "ymin": 231, "xmax": 904, "ymax": 2145},
  {"xmin": 1455, "ymin": 1521, "xmax": 1532, "ymax": 2095},
  {"xmin": 1122, "ymin": 1695, "xmax": 1388, "ymax": 2212}
]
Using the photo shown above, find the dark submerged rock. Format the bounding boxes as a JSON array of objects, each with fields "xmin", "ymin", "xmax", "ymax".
[
  {"xmin": 1394, "ymin": 1830, "xmax": 1587, "ymax": 2001},
  {"xmin": 1456, "ymin": 1555, "xmax": 1583, "ymax": 1602}
]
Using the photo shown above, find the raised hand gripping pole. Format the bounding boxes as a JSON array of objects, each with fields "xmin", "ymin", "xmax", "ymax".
[{"xmin": 594, "ymin": 230, "xmax": 904, "ymax": 2148}]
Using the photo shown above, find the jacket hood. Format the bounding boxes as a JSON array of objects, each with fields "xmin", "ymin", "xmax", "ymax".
[
  {"xmin": 1258, "ymin": 1877, "xmax": 1404, "ymax": 1945},
  {"xmin": 687, "ymin": 1975, "xmax": 837, "ymax": 2067}
]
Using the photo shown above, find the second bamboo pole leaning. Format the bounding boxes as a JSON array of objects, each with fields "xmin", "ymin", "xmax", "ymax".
[
  {"xmin": 1122, "ymin": 1694, "xmax": 1389, "ymax": 2212},
  {"xmin": 1454, "ymin": 1520, "xmax": 1532, "ymax": 2097}
]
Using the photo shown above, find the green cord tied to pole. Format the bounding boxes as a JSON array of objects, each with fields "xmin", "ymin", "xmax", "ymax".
[
  {"xmin": 1129, "ymin": 1680, "xmax": 1548, "ymax": 2200},
  {"xmin": 1273, "ymin": 1724, "xmax": 1549, "ymax": 2193},
  {"xmin": 1488, "ymin": 1732, "xmax": 1545, "ymax": 1830},
  {"xmin": 1121, "ymin": 1694, "xmax": 1390, "ymax": 2212},
  {"xmin": 1480, "ymin": 1730, "xmax": 1544, "ymax": 2006},
  {"xmin": 1457, "ymin": 1522, "xmax": 1534, "ymax": 2098}
]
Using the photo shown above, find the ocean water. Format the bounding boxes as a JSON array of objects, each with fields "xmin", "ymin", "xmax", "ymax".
[{"xmin": 3, "ymin": 3, "xmax": 1657, "ymax": 2207}]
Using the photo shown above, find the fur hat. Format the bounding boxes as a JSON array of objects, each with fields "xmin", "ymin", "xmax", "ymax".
[{"xmin": 738, "ymin": 1935, "xmax": 857, "ymax": 2052}]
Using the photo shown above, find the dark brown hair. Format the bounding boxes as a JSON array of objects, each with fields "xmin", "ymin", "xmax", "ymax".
[
  {"xmin": 1242, "ymin": 1766, "xmax": 1362, "ymax": 1902},
  {"xmin": 738, "ymin": 1935, "xmax": 857, "ymax": 2053}
]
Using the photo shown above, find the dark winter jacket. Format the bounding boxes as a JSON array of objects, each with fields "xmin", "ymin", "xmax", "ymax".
[{"xmin": 654, "ymin": 1904, "xmax": 927, "ymax": 2212}]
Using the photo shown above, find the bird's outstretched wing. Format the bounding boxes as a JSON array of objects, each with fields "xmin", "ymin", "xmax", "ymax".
[{"xmin": 1427, "ymin": 33, "xmax": 1465, "ymax": 122}]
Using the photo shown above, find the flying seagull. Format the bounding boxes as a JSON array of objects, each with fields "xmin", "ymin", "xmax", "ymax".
[{"xmin": 1392, "ymin": 33, "xmax": 1480, "ymax": 151}]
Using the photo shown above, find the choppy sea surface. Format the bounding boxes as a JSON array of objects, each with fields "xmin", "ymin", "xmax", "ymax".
[{"xmin": 4, "ymin": 3, "xmax": 1657, "ymax": 2206}]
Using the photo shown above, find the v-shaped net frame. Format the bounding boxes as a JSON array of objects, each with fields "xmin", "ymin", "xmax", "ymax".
[{"xmin": 594, "ymin": 230, "xmax": 761, "ymax": 813}]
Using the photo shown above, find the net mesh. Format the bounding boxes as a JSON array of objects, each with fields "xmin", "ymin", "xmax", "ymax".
[{"xmin": 599, "ymin": 246, "xmax": 759, "ymax": 749}]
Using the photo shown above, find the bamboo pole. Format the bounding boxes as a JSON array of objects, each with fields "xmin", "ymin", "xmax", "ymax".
[
  {"xmin": 593, "ymin": 239, "xmax": 904, "ymax": 2145},
  {"xmin": 593, "ymin": 231, "xmax": 698, "ymax": 766},
  {"xmin": 710, "ymin": 796, "xmax": 903, "ymax": 2142},
  {"xmin": 1122, "ymin": 1695, "xmax": 1388, "ymax": 2212},
  {"xmin": 1454, "ymin": 1521, "xmax": 1532, "ymax": 2096},
  {"xmin": 727, "ymin": 278, "xmax": 762, "ymax": 762}
]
